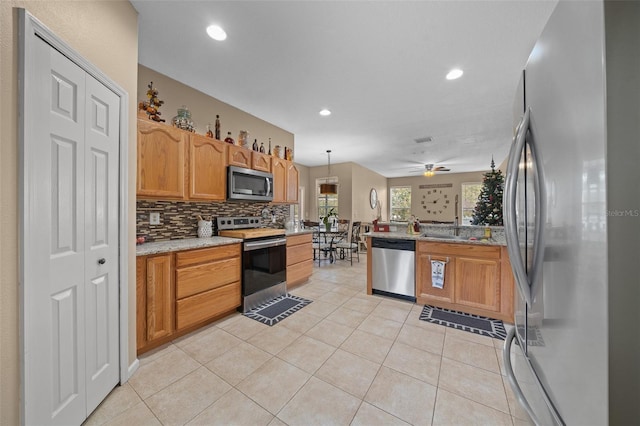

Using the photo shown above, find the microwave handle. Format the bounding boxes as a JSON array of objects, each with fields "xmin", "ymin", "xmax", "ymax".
[{"xmin": 266, "ymin": 177, "xmax": 271, "ymax": 197}]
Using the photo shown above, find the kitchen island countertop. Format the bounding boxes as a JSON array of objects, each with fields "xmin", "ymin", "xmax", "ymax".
[{"xmin": 365, "ymin": 231, "xmax": 506, "ymax": 246}]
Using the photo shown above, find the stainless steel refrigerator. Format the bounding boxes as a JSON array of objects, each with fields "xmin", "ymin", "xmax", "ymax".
[{"xmin": 503, "ymin": 1, "xmax": 640, "ymax": 424}]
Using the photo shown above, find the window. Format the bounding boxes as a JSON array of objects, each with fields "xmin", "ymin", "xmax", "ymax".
[
  {"xmin": 461, "ymin": 182, "xmax": 483, "ymax": 225},
  {"xmin": 390, "ymin": 186, "xmax": 411, "ymax": 221},
  {"xmin": 317, "ymin": 178, "xmax": 338, "ymax": 219}
]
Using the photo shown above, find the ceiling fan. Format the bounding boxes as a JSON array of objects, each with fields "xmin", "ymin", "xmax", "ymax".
[{"xmin": 423, "ymin": 163, "xmax": 451, "ymax": 177}]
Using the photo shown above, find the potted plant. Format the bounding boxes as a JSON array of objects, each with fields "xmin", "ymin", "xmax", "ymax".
[{"xmin": 322, "ymin": 208, "xmax": 338, "ymax": 231}]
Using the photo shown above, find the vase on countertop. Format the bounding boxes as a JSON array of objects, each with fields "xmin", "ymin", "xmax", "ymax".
[{"xmin": 197, "ymin": 220, "xmax": 212, "ymax": 238}]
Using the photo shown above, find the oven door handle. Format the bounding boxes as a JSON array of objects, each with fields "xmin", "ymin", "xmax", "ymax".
[{"xmin": 244, "ymin": 237, "xmax": 287, "ymax": 251}]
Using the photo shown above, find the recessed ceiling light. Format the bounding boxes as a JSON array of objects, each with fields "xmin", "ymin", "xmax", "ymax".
[
  {"xmin": 206, "ymin": 25, "xmax": 227, "ymax": 41},
  {"xmin": 319, "ymin": 109, "xmax": 331, "ymax": 116},
  {"xmin": 446, "ymin": 68, "xmax": 464, "ymax": 80}
]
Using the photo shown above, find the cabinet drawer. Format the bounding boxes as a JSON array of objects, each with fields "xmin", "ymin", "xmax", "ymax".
[
  {"xmin": 287, "ymin": 233, "xmax": 312, "ymax": 247},
  {"xmin": 176, "ymin": 282, "xmax": 241, "ymax": 330},
  {"xmin": 287, "ymin": 259, "xmax": 313, "ymax": 287},
  {"xmin": 287, "ymin": 242, "xmax": 313, "ymax": 265},
  {"xmin": 175, "ymin": 244, "xmax": 240, "ymax": 268},
  {"xmin": 176, "ymin": 257, "xmax": 240, "ymax": 299}
]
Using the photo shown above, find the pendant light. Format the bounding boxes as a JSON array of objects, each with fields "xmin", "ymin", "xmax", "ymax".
[{"xmin": 320, "ymin": 150, "xmax": 338, "ymax": 195}]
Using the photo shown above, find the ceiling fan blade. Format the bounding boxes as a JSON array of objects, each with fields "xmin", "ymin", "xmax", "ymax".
[{"xmin": 433, "ymin": 166, "xmax": 451, "ymax": 171}]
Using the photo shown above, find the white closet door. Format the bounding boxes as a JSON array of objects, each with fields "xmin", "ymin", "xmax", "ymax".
[
  {"xmin": 83, "ymin": 72, "xmax": 120, "ymax": 415},
  {"xmin": 25, "ymin": 37, "xmax": 119, "ymax": 425}
]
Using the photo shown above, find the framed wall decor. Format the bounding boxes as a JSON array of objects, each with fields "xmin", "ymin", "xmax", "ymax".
[{"xmin": 370, "ymin": 188, "xmax": 378, "ymax": 209}]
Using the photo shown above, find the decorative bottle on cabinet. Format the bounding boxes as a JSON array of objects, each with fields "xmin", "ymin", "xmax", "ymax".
[
  {"xmin": 224, "ymin": 132, "xmax": 234, "ymax": 144},
  {"xmin": 259, "ymin": 142, "xmax": 265, "ymax": 153},
  {"xmin": 268, "ymin": 138, "xmax": 272, "ymax": 155},
  {"xmin": 252, "ymin": 139, "xmax": 259, "ymax": 151},
  {"xmin": 214, "ymin": 115, "xmax": 220, "ymax": 139},
  {"xmin": 238, "ymin": 130, "xmax": 248, "ymax": 147},
  {"xmin": 205, "ymin": 123, "xmax": 213, "ymax": 138}
]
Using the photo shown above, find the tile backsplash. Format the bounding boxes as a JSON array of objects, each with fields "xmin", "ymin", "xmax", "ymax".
[{"xmin": 137, "ymin": 200, "xmax": 291, "ymax": 242}]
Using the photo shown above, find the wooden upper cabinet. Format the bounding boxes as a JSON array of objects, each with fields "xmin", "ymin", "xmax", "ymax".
[
  {"xmin": 189, "ymin": 134, "xmax": 227, "ymax": 201},
  {"xmin": 286, "ymin": 162, "xmax": 299, "ymax": 203},
  {"xmin": 137, "ymin": 119, "xmax": 188, "ymax": 198},
  {"xmin": 272, "ymin": 157, "xmax": 299, "ymax": 204},
  {"xmin": 272, "ymin": 157, "xmax": 287, "ymax": 203},
  {"xmin": 227, "ymin": 145, "xmax": 251, "ymax": 168},
  {"xmin": 252, "ymin": 151, "xmax": 271, "ymax": 172}
]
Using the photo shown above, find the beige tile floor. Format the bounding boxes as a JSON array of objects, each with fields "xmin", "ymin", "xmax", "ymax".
[{"xmin": 85, "ymin": 255, "xmax": 534, "ymax": 426}]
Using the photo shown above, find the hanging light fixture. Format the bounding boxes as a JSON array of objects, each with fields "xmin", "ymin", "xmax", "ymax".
[{"xmin": 320, "ymin": 150, "xmax": 338, "ymax": 194}]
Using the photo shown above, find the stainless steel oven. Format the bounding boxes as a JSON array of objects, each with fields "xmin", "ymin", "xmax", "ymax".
[
  {"xmin": 242, "ymin": 236, "xmax": 287, "ymax": 311},
  {"xmin": 217, "ymin": 216, "xmax": 287, "ymax": 312}
]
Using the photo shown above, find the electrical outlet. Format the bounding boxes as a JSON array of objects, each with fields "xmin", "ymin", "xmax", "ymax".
[{"xmin": 149, "ymin": 212, "xmax": 160, "ymax": 225}]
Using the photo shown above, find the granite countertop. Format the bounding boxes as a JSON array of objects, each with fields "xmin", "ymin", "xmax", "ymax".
[
  {"xmin": 136, "ymin": 236, "xmax": 243, "ymax": 256},
  {"xmin": 364, "ymin": 231, "xmax": 506, "ymax": 246},
  {"xmin": 137, "ymin": 230, "xmax": 317, "ymax": 256}
]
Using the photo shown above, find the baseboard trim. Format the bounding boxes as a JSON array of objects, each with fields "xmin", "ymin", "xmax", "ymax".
[{"xmin": 126, "ymin": 358, "xmax": 140, "ymax": 381}]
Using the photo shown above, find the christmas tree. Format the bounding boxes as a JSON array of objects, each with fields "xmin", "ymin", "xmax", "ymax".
[{"xmin": 471, "ymin": 158, "xmax": 504, "ymax": 226}]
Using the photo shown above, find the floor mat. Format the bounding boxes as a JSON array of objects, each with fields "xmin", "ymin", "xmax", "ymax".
[
  {"xmin": 419, "ymin": 305, "xmax": 507, "ymax": 340},
  {"xmin": 244, "ymin": 294, "xmax": 312, "ymax": 326}
]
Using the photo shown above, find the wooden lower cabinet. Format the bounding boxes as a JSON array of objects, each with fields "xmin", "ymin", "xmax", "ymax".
[
  {"xmin": 416, "ymin": 241, "xmax": 513, "ymax": 322},
  {"xmin": 455, "ymin": 255, "xmax": 500, "ymax": 313},
  {"xmin": 176, "ymin": 282, "xmax": 241, "ymax": 330},
  {"xmin": 136, "ymin": 254, "xmax": 174, "ymax": 352},
  {"xmin": 286, "ymin": 233, "xmax": 313, "ymax": 288},
  {"xmin": 416, "ymin": 250, "xmax": 456, "ymax": 304},
  {"xmin": 136, "ymin": 243, "xmax": 242, "ymax": 355},
  {"xmin": 175, "ymin": 245, "xmax": 241, "ymax": 331}
]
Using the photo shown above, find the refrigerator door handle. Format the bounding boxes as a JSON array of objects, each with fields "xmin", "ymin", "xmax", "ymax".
[
  {"xmin": 503, "ymin": 327, "xmax": 541, "ymax": 425},
  {"xmin": 528, "ymin": 126, "xmax": 547, "ymax": 300},
  {"xmin": 504, "ymin": 107, "xmax": 533, "ymax": 306}
]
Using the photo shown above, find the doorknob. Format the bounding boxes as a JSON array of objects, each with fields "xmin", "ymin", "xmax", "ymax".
[{"xmin": 98, "ymin": 258, "xmax": 106, "ymax": 265}]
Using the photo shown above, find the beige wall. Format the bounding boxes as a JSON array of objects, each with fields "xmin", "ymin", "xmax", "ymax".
[
  {"xmin": 138, "ymin": 65, "xmax": 294, "ymax": 153},
  {"xmin": 389, "ymin": 171, "xmax": 490, "ymax": 222},
  {"xmin": 0, "ymin": 2, "xmax": 138, "ymax": 424},
  {"xmin": 306, "ymin": 162, "xmax": 388, "ymax": 223},
  {"xmin": 296, "ymin": 163, "xmax": 311, "ymax": 218},
  {"xmin": 351, "ymin": 163, "xmax": 388, "ymax": 222},
  {"xmin": 307, "ymin": 162, "xmax": 353, "ymax": 221}
]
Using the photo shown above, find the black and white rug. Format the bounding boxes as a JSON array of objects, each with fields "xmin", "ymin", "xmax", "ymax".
[
  {"xmin": 244, "ymin": 294, "xmax": 312, "ymax": 326},
  {"xmin": 420, "ymin": 305, "xmax": 507, "ymax": 340}
]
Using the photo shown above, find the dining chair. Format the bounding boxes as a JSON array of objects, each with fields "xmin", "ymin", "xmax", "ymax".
[
  {"xmin": 326, "ymin": 219, "xmax": 350, "ymax": 262},
  {"xmin": 304, "ymin": 221, "xmax": 329, "ymax": 266},
  {"xmin": 336, "ymin": 221, "xmax": 361, "ymax": 265}
]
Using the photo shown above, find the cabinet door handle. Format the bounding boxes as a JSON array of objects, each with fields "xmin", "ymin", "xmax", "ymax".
[{"xmin": 98, "ymin": 258, "xmax": 106, "ymax": 265}]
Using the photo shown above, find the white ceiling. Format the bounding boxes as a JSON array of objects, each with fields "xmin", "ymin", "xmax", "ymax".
[{"xmin": 132, "ymin": 0, "xmax": 557, "ymax": 177}]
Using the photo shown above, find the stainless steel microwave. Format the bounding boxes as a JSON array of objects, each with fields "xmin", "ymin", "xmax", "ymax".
[{"xmin": 227, "ymin": 166, "xmax": 273, "ymax": 202}]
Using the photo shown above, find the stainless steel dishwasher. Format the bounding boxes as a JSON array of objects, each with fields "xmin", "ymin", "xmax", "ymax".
[{"xmin": 371, "ymin": 238, "xmax": 416, "ymax": 301}]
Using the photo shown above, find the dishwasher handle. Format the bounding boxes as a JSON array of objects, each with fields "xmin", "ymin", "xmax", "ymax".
[{"xmin": 371, "ymin": 238, "xmax": 415, "ymax": 251}]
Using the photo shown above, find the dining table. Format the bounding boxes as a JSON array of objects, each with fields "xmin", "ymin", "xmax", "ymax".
[{"xmin": 316, "ymin": 227, "xmax": 348, "ymax": 263}]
